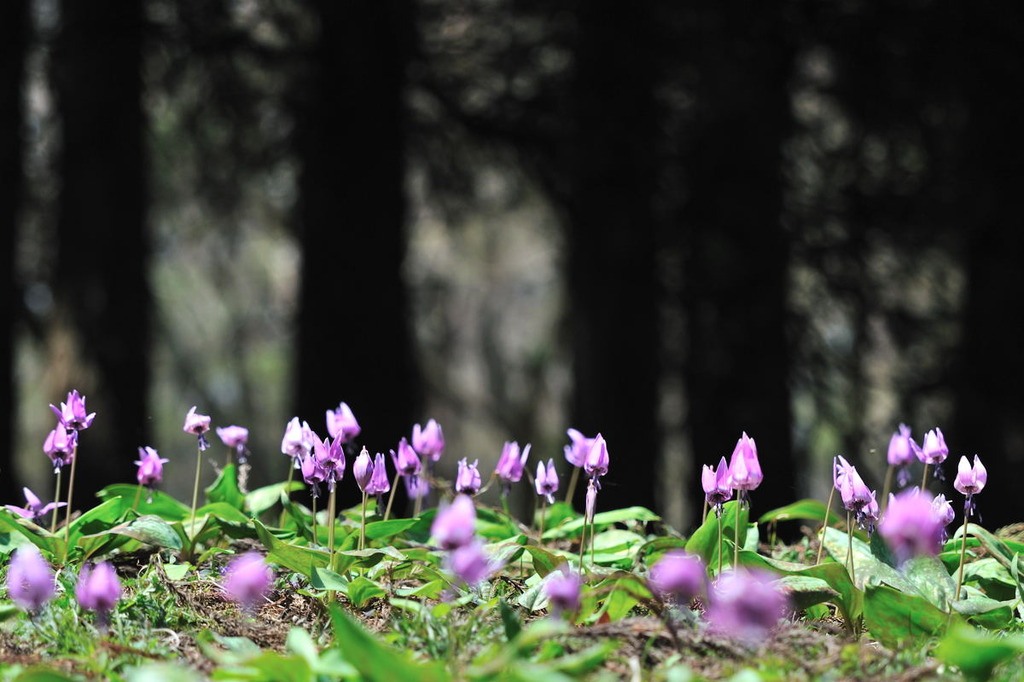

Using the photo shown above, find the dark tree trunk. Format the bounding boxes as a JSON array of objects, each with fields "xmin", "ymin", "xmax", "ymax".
[
  {"xmin": 52, "ymin": 0, "xmax": 150, "ymax": 499},
  {"xmin": 951, "ymin": 5, "xmax": 1024, "ymax": 530},
  {"xmin": 294, "ymin": 1, "xmax": 418, "ymax": 507},
  {"xmin": 564, "ymin": 1, "xmax": 662, "ymax": 512},
  {"xmin": 677, "ymin": 4, "xmax": 796, "ymax": 515},
  {"xmin": 0, "ymin": 0, "xmax": 28, "ymax": 502}
]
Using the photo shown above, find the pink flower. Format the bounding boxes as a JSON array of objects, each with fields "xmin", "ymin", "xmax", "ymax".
[
  {"xmin": 879, "ymin": 489, "xmax": 945, "ymax": 564},
  {"xmin": 918, "ymin": 427, "xmax": 948, "ymax": 466},
  {"xmin": 404, "ymin": 473, "xmax": 431, "ymax": 500},
  {"xmin": 5, "ymin": 487, "xmax": 65, "ymax": 521},
  {"xmin": 728, "ymin": 432, "xmax": 762, "ymax": 492},
  {"xmin": 535, "ymin": 459, "xmax": 559, "ymax": 504},
  {"xmin": 43, "ymin": 425, "xmax": 76, "ymax": 472},
  {"xmin": 224, "ymin": 552, "xmax": 272, "ymax": 612},
  {"xmin": 183, "ymin": 406, "xmax": 212, "ymax": 451},
  {"xmin": 496, "ymin": 441, "xmax": 530, "ymax": 484},
  {"xmin": 312, "ymin": 435, "xmax": 346, "ymax": 492},
  {"xmin": 544, "ymin": 565, "xmax": 582, "ymax": 616},
  {"xmin": 76, "ymin": 562, "xmax": 122, "ymax": 626},
  {"xmin": 135, "ymin": 446, "xmax": 169, "ymax": 486},
  {"xmin": 326, "ymin": 402, "xmax": 361, "ymax": 443},
  {"xmin": 649, "ymin": 551, "xmax": 706, "ymax": 603},
  {"xmin": 353, "ymin": 447, "xmax": 374, "ymax": 492},
  {"xmin": 391, "ymin": 437, "xmax": 422, "ymax": 477},
  {"xmin": 887, "ymin": 424, "xmax": 916, "ymax": 467},
  {"xmin": 7, "ymin": 544, "xmax": 55, "ymax": 612},
  {"xmin": 216, "ymin": 425, "xmax": 250, "ymax": 463},
  {"xmin": 706, "ymin": 569, "xmax": 788, "ymax": 644},
  {"xmin": 446, "ymin": 540, "xmax": 494, "ymax": 586},
  {"xmin": 281, "ymin": 417, "xmax": 315, "ymax": 464},
  {"xmin": 412, "ymin": 419, "xmax": 445, "ymax": 461},
  {"xmin": 584, "ymin": 434, "xmax": 609, "ymax": 479},
  {"xmin": 456, "ymin": 458, "xmax": 482, "ymax": 496},
  {"xmin": 563, "ymin": 428, "xmax": 596, "ymax": 468},
  {"xmin": 954, "ymin": 455, "xmax": 987, "ymax": 496},
  {"xmin": 49, "ymin": 389, "xmax": 96, "ymax": 431},
  {"xmin": 834, "ymin": 456, "xmax": 873, "ymax": 514},
  {"xmin": 431, "ymin": 494, "xmax": 476, "ymax": 550},
  {"xmin": 365, "ymin": 453, "xmax": 391, "ymax": 497},
  {"xmin": 702, "ymin": 456, "xmax": 733, "ymax": 510}
]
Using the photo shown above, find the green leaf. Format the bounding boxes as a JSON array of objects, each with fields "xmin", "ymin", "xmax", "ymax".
[
  {"xmin": 246, "ymin": 481, "xmax": 305, "ymax": 517},
  {"xmin": 901, "ymin": 554, "xmax": 956, "ymax": 611},
  {"xmin": 951, "ymin": 596, "xmax": 1016, "ymax": 630},
  {"xmin": 742, "ymin": 551, "xmax": 863, "ymax": 626},
  {"xmin": 97, "ymin": 514, "xmax": 183, "ymax": 550},
  {"xmin": 685, "ymin": 502, "xmax": 749, "ymax": 571},
  {"xmin": 364, "ymin": 518, "xmax": 418, "ymax": 541},
  {"xmin": 328, "ymin": 604, "xmax": 451, "ymax": 682},
  {"xmin": 346, "ymin": 576, "xmax": 386, "ymax": 608},
  {"xmin": 205, "ymin": 464, "xmax": 247, "ymax": 511},
  {"xmin": 935, "ymin": 624, "xmax": 1024, "ymax": 682},
  {"xmin": 542, "ymin": 507, "xmax": 660, "ymax": 540},
  {"xmin": 820, "ymin": 527, "xmax": 914, "ymax": 592},
  {"xmin": 758, "ymin": 499, "xmax": 844, "ymax": 527},
  {"xmin": 97, "ymin": 484, "xmax": 190, "ymax": 521},
  {"xmin": 862, "ymin": 584, "xmax": 951, "ymax": 648},
  {"xmin": 126, "ymin": 662, "xmax": 203, "ymax": 682},
  {"xmin": 10, "ymin": 670, "xmax": 80, "ymax": 682},
  {"xmin": 777, "ymin": 575, "xmax": 840, "ymax": 613},
  {"xmin": 310, "ymin": 567, "xmax": 349, "ymax": 591},
  {"xmin": 500, "ymin": 600, "xmax": 523, "ymax": 641},
  {"xmin": 525, "ymin": 545, "xmax": 567, "ymax": 577},
  {"xmin": 254, "ymin": 519, "xmax": 328, "ymax": 577}
]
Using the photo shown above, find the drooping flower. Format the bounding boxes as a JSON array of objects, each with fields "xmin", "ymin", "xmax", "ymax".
[
  {"xmin": 412, "ymin": 419, "xmax": 445, "ymax": 461},
  {"xmin": 931, "ymin": 493, "xmax": 955, "ymax": 541},
  {"xmin": 325, "ymin": 402, "xmax": 361, "ymax": 443},
  {"xmin": 649, "ymin": 550, "xmax": 706, "ymax": 603},
  {"xmin": 706, "ymin": 569, "xmax": 788, "ymax": 644},
  {"xmin": 702, "ymin": 456, "xmax": 733, "ymax": 512},
  {"xmin": 49, "ymin": 390, "xmax": 96, "ymax": 432},
  {"xmin": 431, "ymin": 494, "xmax": 476, "ymax": 550},
  {"xmin": 6, "ymin": 544, "xmax": 55, "ymax": 613},
  {"xmin": 728, "ymin": 432, "xmax": 762, "ymax": 494},
  {"xmin": 5, "ymin": 487, "xmax": 65, "ymax": 521},
  {"xmin": 535, "ymin": 459, "xmax": 559, "ymax": 504},
  {"xmin": 312, "ymin": 435, "xmax": 346, "ymax": 492},
  {"xmin": 300, "ymin": 451, "xmax": 325, "ymax": 497},
  {"xmin": 496, "ymin": 441, "xmax": 530, "ymax": 486},
  {"xmin": 835, "ymin": 456, "xmax": 873, "ymax": 515},
  {"xmin": 583, "ymin": 434, "xmax": 609, "ymax": 480},
  {"xmin": 135, "ymin": 446, "xmax": 169, "ymax": 487},
  {"xmin": 76, "ymin": 561, "xmax": 122, "ymax": 627},
  {"xmin": 391, "ymin": 437, "xmax": 422, "ymax": 477},
  {"xmin": 954, "ymin": 454, "xmax": 986, "ymax": 518},
  {"xmin": 223, "ymin": 552, "xmax": 273, "ymax": 613},
  {"xmin": 404, "ymin": 473, "xmax": 431, "ymax": 500},
  {"xmin": 353, "ymin": 447, "xmax": 374, "ymax": 492},
  {"xmin": 43, "ymin": 425, "xmax": 77, "ymax": 472},
  {"xmin": 216, "ymin": 426, "xmax": 250, "ymax": 463},
  {"xmin": 456, "ymin": 458, "xmax": 482, "ymax": 496},
  {"xmin": 365, "ymin": 452, "xmax": 391, "ymax": 497},
  {"xmin": 887, "ymin": 424, "xmax": 916, "ymax": 467},
  {"xmin": 878, "ymin": 489, "xmax": 945, "ymax": 564},
  {"xmin": 918, "ymin": 427, "xmax": 949, "ymax": 466},
  {"xmin": 564, "ymin": 428, "xmax": 596, "ymax": 468},
  {"xmin": 183, "ymin": 406, "xmax": 212, "ymax": 451},
  {"xmin": 446, "ymin": 540, "xmax": 494, "ymax": 586},
  {"xmin": 281, "ymin": 417, "xmax": 315, "ymax": 467},
  {"xmin": 544, "ymin": 565, "xmax": 583, "ymax": 616}
]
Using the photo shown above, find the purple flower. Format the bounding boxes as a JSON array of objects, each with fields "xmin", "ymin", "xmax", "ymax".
[
  {"xmin": 887, "ymin": 424, "xmax": 916, "ymax": 467},
  {"xmin": 702, "ymin": 456, "xmax": 733, "ymax": 511},
  {"xmin": 353, "ymin": 447, "xmax": 374, "ymax": 492},
  {"xmin": 365, "ymin": 452, "xmax": 391, "ymax": 497},
  {"xmin": 834, "ymin": 456, "xmax": 873, "ymax": 514},
  {"xmin": 216, "ymin": 426, "xmax": 251, "ymax": 463},
  {"xmin": 313, "ymin": 435, "xmax": 346, "ymax": 492},
  {"xmin": 49, "ymin": 389, "xmax": 95, "ymax": 432},
  {"xmin": 954, "ymin": 455, "xmax": 986, "ymax": 496},
  {"xmin": 446, "ymin": 540, "xmax": 494, "ymax": 586},
  {"xmin": 496, "ymin": 441, "xmax": 530, "ymax": 485},
  {"xmin": 326, "ymin": 402, "xmax": 361, "ymax": 443},
  {"xmin": 43, "ymin": 425, "xmax": 76, "ymax": 472},
  {"xmin": 183, "ymin": 406, "xmax": 212, "ymax": 451},
  {"xmin": 706, "ymin": 569, "xmax": 788, "ymax": 644},
  {"xmin": 391, "ymin": 437, "xmax": 422, "ymax": 477},
  {"xmin": 585, "ymin": 477, "xmax": 598, "ymax": 524},
  {"xmin": 564, "ymin": 428, "xmax": 596, "ymax": 468},
  {"xmin": 544, "ymin": 565, "xmax": 582, "ymax": 616},
  {"xmin": 224, "ymin": 552, "xmax": 272, "ymax": 612},
  {"xmin": 931, "ymin": 493, "xmax": 955, "ymax": 529},
  {"xmin": 404, "ymin": 473, "xmax": 431, "ymax": 500},
  {"xmin": 728, "ymin": 432, "xmax": 762, "ymax": 492},
  {"xmin": 5, "ymin": 487, "xmax": 65, "ymax": 521},
  {"xmin": 412, "ymin": 419, "xmax": 445, "ymax": 462},
  {"xmin": 7, "ymin": 544, "xmax": 55, "ymax": 612},
  {"xmin": 535, "ymin": 459, "xmax": 559, "ymax": 504},
  {"xmin": 879, "ymin": 489, "xmax": 945, "ymax": 564},
  {"xmin": 281, "ymin": 417, "xmax": 315, "ymax": 466},
  {"xmin": 300, "ymin": 452, "xmax": 325, "ymax": 495},
  {"xmin": 584, "ymin": 434, "xmax": 609, "ymax": 479},
  {"xmin": 76, "ymin": 562, "xmax": 122, "ymax": 626},
  {"xmin": 431, "ymin": 494, "xmax": 476, "ymax": 550},
  {"xmin": 649, "ymin": 550, "xmax": 706, "ymax": 603},
  {"xmin": 135, "ymin": 446, "xmax": 169, "ymax": 487},
  {"xmin": 918, "ymin": 427, "xmax": 949, "ymax": 466},
  {"xmin": 456, "ymin": 458, "xmax": 482, "ymax": 496}
]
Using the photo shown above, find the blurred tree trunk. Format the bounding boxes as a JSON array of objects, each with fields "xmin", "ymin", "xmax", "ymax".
[
  {"xmin": 951, "ymin": 6, "xmax": 1024, "ymax": 530},
  {"xmin": 677, "ymin": 4, "xmax": 796, "ymax": 514},
  {"xmin": 294, "ymin": 1, "xmax": 417, "ymax": 507},
  {"xmin": 0, "ymin": 0, "xmax": 28, "ymax": 501},
  {"xmin": 52, "ymin": 0, "xmax": 150, "ymax": 498},
  {"xmin": 563, "ymin": 1, "xmax": 662, "ymax": 512}
]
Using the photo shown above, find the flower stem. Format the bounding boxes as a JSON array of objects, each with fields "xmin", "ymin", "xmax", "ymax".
[
  {"xmin": 565, "ymin": 466, "xmax": 581, "ymax": 506},
  {"xmin": 734, "ymin": 504, "xmax": 741, "ymax": 569},
  {"xmin": 189, "ymin": 446, "xmax": 203, "ymax": 540},
  {"xmin": 816, "ymin": 485, "xmax": 837, "ymax": 565},
  {"xmin": 846, "ymin": 510, "xmax": 856, "ymax": 585},
  {"xmin": 327, "ymin": 487, "xmax": 337, "ymax": 571},
  {"xmin": 716, "ymin": 512, "xmax": 724, "ymax": 576},
  {"xmin": 359, "ymin": 491, "xmax": 367, "ymax": 551},
  {"xmin": 382, "ymin": 471, "xmax": 402, "ymax": 522},
  {"xmin": 538, "ymin": 499, "xmax": 546, "ymax": 543},
  {"xmin": 132, "ymin": 483, "xmax": 143, "ymax": 512},
  {"xmin": 50, "ymin": 468, "xmax": 62, "ymax": 534},
  {"xmin": 311, "ymin": 496, "xmax": 318, "ymax": 547},
  {"xmin": 881, "ymin": 464, "xmax": 895, "ymax": 514},
  {"xmin": 955, "ymin": 512, "xmax": 970, "ymax": 601},
  {"xmin": 921, "ymin": 463, "xmax": 930, "ymax": 491},
  {"xmin": 62, "ymin": 444, "xmax": 79, "ymax": 563}
]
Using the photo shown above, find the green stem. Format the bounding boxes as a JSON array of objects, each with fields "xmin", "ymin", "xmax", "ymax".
[
  {"xmin": 847, "ymin": 511, "xmax": 856, "ymax": 585},
  {"xmin": 383, "ymin": 471, "xmax": 402, "ymax": 522},
  {"xmin": 955, "ymin": 513, "xmax": 970, "ymax": 601},
  {"xmin": 734, "ymin": 502, "xmax": 741, "ymax": 569},
  {"xmin": 921, "ymin": 463, "xmax": 930, "ymax": 491},
  {"xmin": 132, "ymin": 483, "xmax": 143, "ymax": 512},
  {"xmin": 50, "ymin": 468, "xmax": 62, "ymax": 534},
  {"xmin": 565, "ymin": 466, "xmax": 581, "ymax": 506},
  {"xmin": 62, "ymin": 444, "xmax": 79, "ymax": 563},
  {"xmin": 311, "ymin": 495, "xmax": 318, "ymax": 547},
  {"xmin": 816, "ymin": 485, "xmax": 837, "ymax": 565},
  {"xmin": 538, "ymin": 499, "xmax": 546, "ymax": 543},
  {"xmin": 359, "ymin": 492, "xmax": 367, "ymax": 551},
  {"xmin": 881, "ymin": 464, "xmax": 895, "ymax": 514},
  {"xmin": 327, "ymin": 487, "xmax": 337, "ymax": 570},
  {"xmin": 189, "ymin": 446, "xmax": 203, "ymax": 541},
  {"xmin": 716, "ymin": 512, "xmax": 723, "ymax": 576}
]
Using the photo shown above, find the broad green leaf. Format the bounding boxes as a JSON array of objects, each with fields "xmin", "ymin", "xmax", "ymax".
[
  {"xmin": 951, "ymin": 596, "xmax": 1016, "ymax": 629},
  {"xmin": 743, "ymin": 551, "xmax": 863, "ymax": 626},
  {"xmin": 685, "ymin": 502, "xmax": 749, "ymax": 571},
  {"xmin": 543, "ymin": 507, "xmax": 660, "ymax": 540},
  {"xmin": 10, "ymin": 670, "xmax": 80, "ymax": 682},
  {"xmin": 310, "ymin": 567, "xmax": 349, "ymax": 591},
  {"xmin": 94, "ymin": 514, "xmax": 183, "ymax": 550},
  {"xmin": 332, "ymin": 545, "xmax": 406, "ymax": 571},
  {"xmin": 254, "ymin": 519, "xmax": 328, "ymax": 577},
  {"xmin": 96, "ymin": 485, "xmax": 190, "ymax": 521},
  {"xmin": 346, "ymin": 576, "xmax": 386, "ymax": 607},
  {"xmin": 329, "ymin": 604, "xmax": 451, "ymax": 682},
  {"xmin": 246, "ymin": 481, "xmax": 305, "ymax": 516},
  {"xmin": 525, "ymin": 545, "xmax": 566, "ymax": 577},
  {"xmin": 901, "ymin": 554, "xmax": 955, "ymax": 611},
  {"xmin": 820, "ymin": 527, "xmax": 914, "ymax": 593},
  {"xmin": 68, "ymin": 497, "xmax": 125, "ymax": 536},
  {"xmin": 500, "ymin": 600, "xmax": 522, "ymax": 641},
  {"xmin": 126, "ymin": 663, "xmax": 203, "ymax": 682},
  {"xmin": 758, "ymin": 499, "xmax": 844, "ymax": 527},
  {"xmin": 0, "ymin": 603, "xmax": 21, "ymax": 622},
  {"xmin": 863, "ymin": 584, "xmax": 951, "ymax": 649},
  {"xmin": 205, "ymin": 463, "xmax": 246, "ymax": 510},
  {"xmin": 364, "ymin": 518, "xmax": 418, "ymax": 540},
  {"xmin": 962, "ymin": 557, "xmax": 1018, "ymax": 601},
  {"xmin": 935, "ymin": 623, "xmax": 1024, "ymax": 682},
  {"xmin": 777, "ymin": 575, "xmax": 839, "ymax": 613}
]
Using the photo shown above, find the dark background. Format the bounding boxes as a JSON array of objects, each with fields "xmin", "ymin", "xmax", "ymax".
[{"xmin": 1, "ymin": 0, "xmax": 1020, "ymax": 530}]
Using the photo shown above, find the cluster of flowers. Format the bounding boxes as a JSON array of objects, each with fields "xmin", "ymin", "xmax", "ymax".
[
  {"xmin": 7, "ymin": 544, "xmax": 121, "ymax": 627},
  {"xmin": 430, "ymin": 494, "xmax": 498, "ymax": 585},
  {"xmin": 700, "ymin": 432, "xmax": 762, "ymax": 515}
]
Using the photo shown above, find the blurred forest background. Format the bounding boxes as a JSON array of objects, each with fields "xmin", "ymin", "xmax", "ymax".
[{"xmin": 1, "ymin": 0, "xmax": 1022, "ymax": 531}]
